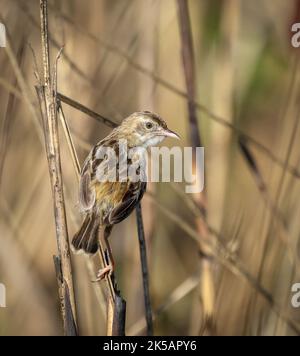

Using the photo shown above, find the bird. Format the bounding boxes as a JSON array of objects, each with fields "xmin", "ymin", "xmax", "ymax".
[{"xmin": 71, "ymin": 111, "xmax": 179, "ymax": 281}]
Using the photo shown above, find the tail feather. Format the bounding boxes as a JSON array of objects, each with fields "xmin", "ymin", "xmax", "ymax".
[{"xmin": 72, "ymin": 214, "xmax": 99, "ymax": 254}]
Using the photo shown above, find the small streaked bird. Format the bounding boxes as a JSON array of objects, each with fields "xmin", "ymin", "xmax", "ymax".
[{"xmin": 72, "ymin": 111, "xmax": 179, "ymax": 280}]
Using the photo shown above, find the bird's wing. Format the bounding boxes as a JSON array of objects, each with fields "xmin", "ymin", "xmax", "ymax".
[
  {"xmin": 79, "ymin": 154, "xmax": 96, "ymax": 212},
  {"xmin": 106, "ymin": 181, "xmax": 147, "ymax": 225},
  {"xmin": 79, "ymin": 135, "xmax": 118, "ymax": 212}
]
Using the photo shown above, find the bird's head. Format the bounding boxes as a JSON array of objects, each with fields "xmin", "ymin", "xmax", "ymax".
[{"xmin": 119, "ymin": 111, "xmax": 180, "ymax": 148}]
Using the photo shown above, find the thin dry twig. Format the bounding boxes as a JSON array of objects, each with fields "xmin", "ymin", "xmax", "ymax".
[
  {"xmin": 57, "ymin": 92, "xmax": 117, "ymax": 128},
  {"xmin": 58, "ymin": 104, "xmax": 81, "ymax": 181}
]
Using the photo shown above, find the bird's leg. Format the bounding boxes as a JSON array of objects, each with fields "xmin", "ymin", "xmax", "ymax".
[
  {"xmin": 104, "ymin": 225, "xmax": 114, "ymax": 269},
  {"xmin": 95, "ymin": 225, "xmax": 114, "ymax": 282}
]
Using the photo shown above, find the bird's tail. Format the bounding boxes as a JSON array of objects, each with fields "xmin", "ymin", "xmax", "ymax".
[{"xmin": 71, "ymin": 214, "xmax": 100, "ymax": 254}]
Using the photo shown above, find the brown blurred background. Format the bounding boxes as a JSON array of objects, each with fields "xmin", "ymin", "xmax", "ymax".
[{"xmin": 1, "ymin": 0, "xmax": 300, "ymax": 336}]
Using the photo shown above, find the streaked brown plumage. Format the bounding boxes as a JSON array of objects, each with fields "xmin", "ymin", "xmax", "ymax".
[{"xmin": 72, "ymin": 111, "xmax": 179, "ymax": 279}]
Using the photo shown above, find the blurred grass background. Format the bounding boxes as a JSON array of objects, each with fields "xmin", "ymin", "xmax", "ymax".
[{"xmin": 1, "ymin": 0, "xmax": 300, "ymax": 335}]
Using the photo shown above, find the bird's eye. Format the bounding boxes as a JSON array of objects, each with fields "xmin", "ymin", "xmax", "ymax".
[{"xmin": 146, "ymin": 122, "xmax": 153, "ymax": 130}]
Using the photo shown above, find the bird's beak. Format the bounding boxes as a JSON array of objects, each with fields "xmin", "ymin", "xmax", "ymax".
[{"xmin": 162, "ymin": 128, "xmax": 180, "ymax": 140}]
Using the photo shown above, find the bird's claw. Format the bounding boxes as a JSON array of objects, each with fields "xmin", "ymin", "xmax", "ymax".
[{"xmin": 92, "ymin": 264, "xmax": 113, "ymax": 282}]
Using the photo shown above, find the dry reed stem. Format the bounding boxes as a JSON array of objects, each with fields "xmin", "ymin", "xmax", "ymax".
[
  {"xmin": 37, "ymin": 0, "xmax": 77, "ymax": 335},
  {"xmin": 177, "ymin": 0, "xmax": 215, "ymax": 334},
  {"xmin": 36, "ymin": 84, "xmax": 77, "ymax": 336},
  {"xmin": 135, "ymin": 203, "xmax": 153, "ymax": 336}
]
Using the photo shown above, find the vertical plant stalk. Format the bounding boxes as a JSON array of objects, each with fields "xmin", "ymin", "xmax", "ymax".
[
  {"xmin": 38, "ymin": 0, "xmax": 77, "ymax": 335},
  {"xmin": 136, "ymin": 203, "xmax": 153, "ymax": 336},
  {"xmin": 177, "ymin": 0, "xmax": 215, "ymax": 334}
]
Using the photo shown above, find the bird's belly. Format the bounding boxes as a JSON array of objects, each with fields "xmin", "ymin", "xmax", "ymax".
[{"xmin": 93, "ymin": 181, "xmax": 129, "ymax": 219}]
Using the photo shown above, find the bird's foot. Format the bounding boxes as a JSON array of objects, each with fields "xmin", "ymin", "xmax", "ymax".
[{"xmin": 93, "ymin": 264, "xmax": 113, "ymax": 282}]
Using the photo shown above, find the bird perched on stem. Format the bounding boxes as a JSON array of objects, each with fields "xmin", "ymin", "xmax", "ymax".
[{"xmin": 72, "ymin": 111, "xmax": 179, "ymax": 280}]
